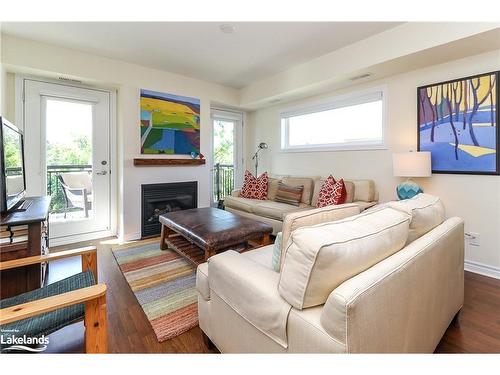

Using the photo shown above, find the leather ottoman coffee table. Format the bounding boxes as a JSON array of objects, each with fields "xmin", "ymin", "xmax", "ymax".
[{"xmin": 159, "ymin": 207, "xmax": 272, "ymax": 266}]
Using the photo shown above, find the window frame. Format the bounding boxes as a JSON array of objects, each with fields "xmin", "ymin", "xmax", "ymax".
[{"xmin": 279, "ymin": 86, "xmax": 388, "ymax": 152}]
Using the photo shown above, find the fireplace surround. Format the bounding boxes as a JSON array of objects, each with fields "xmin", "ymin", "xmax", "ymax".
[{"xmin": 141, "ymin": 181, "xmax": 197, "ymax": 238}]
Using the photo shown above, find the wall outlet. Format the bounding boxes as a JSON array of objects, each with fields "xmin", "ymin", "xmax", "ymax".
[{"xmin": 465, "ymin": 232, "xmax": 480, "ymax": 246}]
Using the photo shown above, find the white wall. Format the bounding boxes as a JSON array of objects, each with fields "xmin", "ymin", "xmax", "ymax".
[
  {"xmin": 246, "ymin": 49, "xmax": 500, "ymax": 272},
  {"xmin": 0, "ymin": 34, "xmax": 240, "ymax": 240}
]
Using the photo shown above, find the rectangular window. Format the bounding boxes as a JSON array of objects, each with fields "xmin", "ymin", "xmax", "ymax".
[{"xmin": 280, "ymin": 88, "xmax": 386, "ymax": 151}]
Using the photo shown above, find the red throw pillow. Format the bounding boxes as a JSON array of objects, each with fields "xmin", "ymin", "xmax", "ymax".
[
  {"xmin": 240, "ymin": 170, "xmax": 269, "ymax": 200},
  {"xmin": 332, "ymin": 178, "xmax": 347, "ymax": 205},
  {"xmin": 316, "ymin": 175, "xmax": 347, "ymax": 207}
]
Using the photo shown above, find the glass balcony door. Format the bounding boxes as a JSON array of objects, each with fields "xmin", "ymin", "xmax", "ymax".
[
  {"xmin": 211, "ymin": 109, "xmax": 243, "ymax": 206},
  {"xmin": 23, "ymin": 79, "xmax": 112, "ymax": 244}
]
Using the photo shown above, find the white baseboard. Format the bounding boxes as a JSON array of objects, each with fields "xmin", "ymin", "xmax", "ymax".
[
  {"xmin": 50, "ymin": 230, "xmax": 115, "ymax": 247},
  {"xmin": 122, "ymin": 231, "xmax": 142, "ymax": 242},
  {"xmin": 464, "ymin": 259, "xmax": 500, "ymax": 280}
]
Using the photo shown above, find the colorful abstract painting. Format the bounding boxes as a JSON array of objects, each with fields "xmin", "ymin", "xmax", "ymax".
[
  {"xmin": 140, "ymin": 89, "xmax": 200, "ymax": 154},
  {"xmin": 418, "ymin": 72, "xmax": 499, "ymax": 175}
]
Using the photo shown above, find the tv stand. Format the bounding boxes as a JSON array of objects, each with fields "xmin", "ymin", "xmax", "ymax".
[
  {"xmin": 12, "ymin": 198, "xmax": 33, "ymax": 212},
  {"xmin": 0, "ymin": 196, "xmax": 50, "ymax": 299}
]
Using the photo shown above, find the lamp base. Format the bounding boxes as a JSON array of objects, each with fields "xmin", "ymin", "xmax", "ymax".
[{"xmin": 396, "ymin": 179, "xmax": 423, "ymax": 200}]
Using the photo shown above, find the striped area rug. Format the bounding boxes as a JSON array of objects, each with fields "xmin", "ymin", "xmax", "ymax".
[{"xmin": 112, "ymin": 238, "xmax": 198, "ymax": 342}]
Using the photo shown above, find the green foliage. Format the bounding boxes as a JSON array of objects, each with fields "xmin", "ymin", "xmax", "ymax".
[
  {"xmin": 214, "ymin": 121, "xmax": 234, "ymax": 164},
  {"xmin": 4, "ymin": 132, "xmax": 22, "ymax": 169},
  {"xmin": 47, "ymin": 135, "xmax": 92, "ymax": 166},
  {"xmin": 46, "ymin": 135, "xmax": 92, "ymax": 212}
]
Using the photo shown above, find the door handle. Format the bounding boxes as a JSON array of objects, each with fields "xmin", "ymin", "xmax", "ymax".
[{"xmin": 96, "ymin": 171, "xmax": 108, "ymax": 176}]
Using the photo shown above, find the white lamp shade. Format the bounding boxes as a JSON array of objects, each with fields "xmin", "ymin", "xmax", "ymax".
[{"xmin": 393, "ymin": 152, "xmax": 431, "ymax": 177}]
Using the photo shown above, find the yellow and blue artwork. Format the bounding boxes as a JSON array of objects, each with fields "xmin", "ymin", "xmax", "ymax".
[
  {"xmin": 140, "ymin": 89, "xmax": 200, "ymax": 154},
  {"xmin": 418, "ymin": 71, "xmax": 499, "ymax": 175}
]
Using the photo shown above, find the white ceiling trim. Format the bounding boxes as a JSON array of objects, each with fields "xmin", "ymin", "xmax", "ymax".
[{"xmin": 240, "ymin": 22, "xmax": 500, "ymax": 108}]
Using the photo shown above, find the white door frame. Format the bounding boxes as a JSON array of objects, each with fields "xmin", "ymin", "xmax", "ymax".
[
  {"xmin": 210, "ymin": 108, "xmax": 244, "ymax": 205},
  {"xmin": 16, "ymin": 75, "xmax": 117, "ymax": 246}
]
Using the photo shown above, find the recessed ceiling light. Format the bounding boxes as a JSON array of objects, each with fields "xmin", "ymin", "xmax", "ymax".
[{"xmin": 219, "ymin": 24, "xmax": 236, "ymax": 34}]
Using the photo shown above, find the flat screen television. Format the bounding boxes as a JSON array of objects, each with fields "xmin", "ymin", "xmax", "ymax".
[{"xmin": 0, "ymin": 116, "xmax": 26, "ymax": 213}]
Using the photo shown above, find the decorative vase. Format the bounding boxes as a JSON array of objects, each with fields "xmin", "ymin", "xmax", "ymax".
[{"xmin": 396, "ymin": 179, "xmax": 423, "ymax": 200}]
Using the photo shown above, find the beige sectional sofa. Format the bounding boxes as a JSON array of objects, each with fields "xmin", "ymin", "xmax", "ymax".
[
  {"xmin": 196, "ymin": 194, "xmax": 464, "ymax": 353},
  {"xmin": 224, "ymin": 175, "xmax": 379, "ymax": 234}
]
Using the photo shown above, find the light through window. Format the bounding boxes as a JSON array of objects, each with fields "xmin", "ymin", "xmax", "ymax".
[{"xmin": 281, "ymin": 89, "xmax": 386, "ymax": 151}]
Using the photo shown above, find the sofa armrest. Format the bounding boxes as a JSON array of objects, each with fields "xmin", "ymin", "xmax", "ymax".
[
  {"xmin": 196, "ymin": 262, "xmax": 210, "ymax": 301},
  {"xmin": 320, "ymin": 217, "xmax": 464, "ymax": 353},
  {"xmin": 0, "ymin": 246, "xmax": 99, "ymax": 282},
  {"xmin": 231, "ymin": 189, "xmax": 241, "ymax": 197},
  {"xmin": 0, "ymin": 284, "xmax": 107, "ymax": 325},
  {"xmin": 208, "ymin": 250, "xmax": 291, "ymax": 347}
]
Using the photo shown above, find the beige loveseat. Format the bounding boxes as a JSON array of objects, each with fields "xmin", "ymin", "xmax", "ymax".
[
  {"xmin": 224, "ymin": 175, "xmax": 379, "ymax": 234},
  {"xmin": 196, "ymin": 194, "xmax": 464, "ymax": 353}
]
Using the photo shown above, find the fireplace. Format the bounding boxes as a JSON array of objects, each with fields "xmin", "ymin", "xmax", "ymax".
[{"xmin": 141, "ymin": 181, "xmax": 198, "ymax": 238}]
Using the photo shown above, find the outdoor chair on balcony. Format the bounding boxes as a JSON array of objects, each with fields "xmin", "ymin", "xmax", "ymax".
[
  {"xmin": 58, "ymin": 172, "xmax": 93, "ymax": 218},
  {"xmin": 0, "ymin": 246, "xmax": 108, "ymax": 353}
]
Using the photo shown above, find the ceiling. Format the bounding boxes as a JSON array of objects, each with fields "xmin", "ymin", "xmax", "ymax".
[{"xmin": 1, "ymin": 22, "xmax": 401, "ymax": 88}]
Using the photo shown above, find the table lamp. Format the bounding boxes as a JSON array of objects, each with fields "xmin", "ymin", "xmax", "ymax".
[{"xmin": 392, "ymin": 151, "xmax": 431, "ymax": 200}]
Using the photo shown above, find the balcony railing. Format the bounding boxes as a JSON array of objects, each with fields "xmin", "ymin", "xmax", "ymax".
[
  {"xmin": 213, "ymin": 163, "xmax": 234, "ymax": 205},
  {"xmin": 12, "ymin": 163, "xmax": 233, "ymax": 212},
  {"xmin": 47, "ymin": 164, "xmax": 92, "ymax": 213}
]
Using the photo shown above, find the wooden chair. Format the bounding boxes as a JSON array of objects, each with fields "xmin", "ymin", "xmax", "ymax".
[{"xmin": 0, "ymin": 246, "xmax": 107, "ymax": 353}]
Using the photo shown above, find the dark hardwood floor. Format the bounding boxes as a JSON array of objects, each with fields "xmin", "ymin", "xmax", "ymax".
[{"xmin": 44, "ymin": 237, "xmax": 500, "ymax": 353}]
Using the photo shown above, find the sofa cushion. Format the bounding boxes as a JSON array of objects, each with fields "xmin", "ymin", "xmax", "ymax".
[
  {"xmin": 389, "ymin": 193, "xmax": 445, "ymax": 244},
  {"xmin": 278, "ymin": 207, "xmax": 411, "ymax": 309},
  {"xmin": 312, "ymin": 179, "xmax": 355, "ymax": 207},
  {"xmin": 252, "ymin": 200, "xmax": 306, "ymax": 220},
  {"xmin": 274, "ymin": 182, "xmax": 304, "ymax": 206},
  {"xmin": 282, "ymin": 177, "xmax": 315, "ymax": 206},
  {"xmin": 355, "ymin": 201, "xmax": 378, "ymax": 211},
  {"xmin": 280, "ymin": 203, "xmax": 361, "ymax": 271},
  {"xmin": 267, "ymin": 178, "xmax": 281, "ymax": 201},
  {"xmin": 224, "ymin": 195, "xmax": 257, "ymax": 213},
  {"xmin": 242, "ymin": 244, "xmax": 275, "ymax": 270},
  {"xmin": 352, "ymin": 179, "xmax": 376, "ymax": 202},
  {"xmin": 209, "ymin": 250, "xmax": 292, "ymax": 347}
]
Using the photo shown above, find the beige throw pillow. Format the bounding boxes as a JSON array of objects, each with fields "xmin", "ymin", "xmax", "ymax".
[
  {"xmin": 389, "ymin": 193, "xmax": 445, "ymax": 244},
  {"xmin": 280, "ymin": 203, "xmax": 361, "ymax": 271},
  {"xmin": 278, "ymin": 207, "xmax": 411, "ymax": 309}
]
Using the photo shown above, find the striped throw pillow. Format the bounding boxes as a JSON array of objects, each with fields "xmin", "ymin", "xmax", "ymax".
[{"xmin": 274, "ymin": 183, "xmax": 304, "ymax": 206}]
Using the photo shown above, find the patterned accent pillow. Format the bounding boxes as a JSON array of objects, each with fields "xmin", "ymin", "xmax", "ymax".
[
  {"xmin": 271, "ymin": 232, "xmax": 283, "ymax": 272},
  {"xmin": 316, "ymin": 175, "xmax": 347, "ymax": 207},
  {"xmin": 274, "ymin": 183, "xmax": 304, "ymax": 206},
  {"xmin": 240, "ymin": 170, "xmax": 269, "ymax": 200}
]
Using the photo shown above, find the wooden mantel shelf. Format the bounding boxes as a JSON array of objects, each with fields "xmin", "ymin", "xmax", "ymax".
[{"xmin": 134, "ymin": 158, "xmax": 206, "ymax": 166}]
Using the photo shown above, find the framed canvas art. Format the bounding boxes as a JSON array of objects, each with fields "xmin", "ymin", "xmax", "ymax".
[
  {"xmin": 417, "ymin": 71, "xmax": 499, "ymax": 175},
  {"xmin": 140, "ymin": 89, "xmax": 201, "ymax": 154}
]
